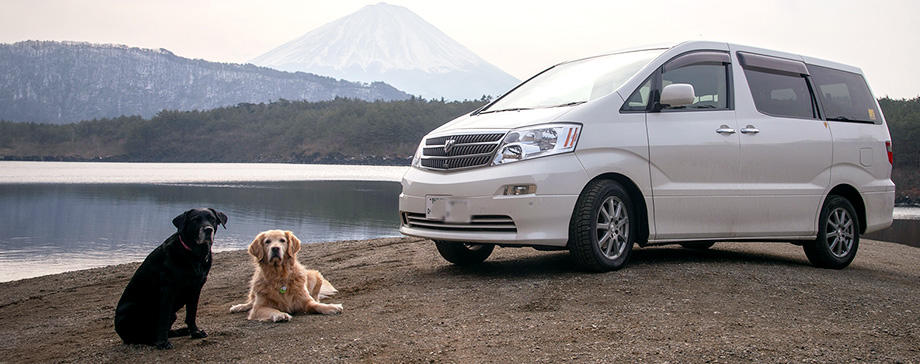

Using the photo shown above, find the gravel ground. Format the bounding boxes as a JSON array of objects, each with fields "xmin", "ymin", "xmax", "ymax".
[{"xmin": 0, "ymin": 237, "xmax": 918, "ymax": 363}]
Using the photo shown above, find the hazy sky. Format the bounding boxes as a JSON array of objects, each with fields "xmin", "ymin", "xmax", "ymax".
[{"xmin": 1, "ymin": 0, "xmax": 918, "ymax": 98}]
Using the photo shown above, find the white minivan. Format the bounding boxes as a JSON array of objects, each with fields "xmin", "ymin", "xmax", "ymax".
[{"xmin": 399, "ymin": 41, "xmax": 895, "ymax": 271}]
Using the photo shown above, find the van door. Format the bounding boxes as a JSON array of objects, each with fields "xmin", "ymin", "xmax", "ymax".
[
  {"xmin": 639, "ymin": 51, "xmax": 742, "ymax": 240},
  {"xmin": 732, "ymin": 51, "xmax": 832, "ymax": 237}
]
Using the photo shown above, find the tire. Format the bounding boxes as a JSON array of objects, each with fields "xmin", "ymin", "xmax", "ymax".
[
  {"xmin": 434, "ymin": 241, "xmax": 494, "ymax": 265},
  {"xmin": 680, "ymin": 242, "xmax": 715, "ymax": 250},
  {"xmin": 803, "ymin": 195, "xmax": 860, "ymax": 269},
  {"xmin": 569, "ymin": 180, "xmax": 637, "ymax": 272}
]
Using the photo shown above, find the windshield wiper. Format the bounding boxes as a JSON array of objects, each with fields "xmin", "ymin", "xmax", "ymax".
[
  {"xmin": 548, "ymin": 101, "xmax": 586, "ymax": 108},
  {"xmin": 826, "ymin": 116, "xmax": 851, "ymax": 121},
  {"xmin": 479, "ymin": 107, "xmax": 533, "ymax": 114}
]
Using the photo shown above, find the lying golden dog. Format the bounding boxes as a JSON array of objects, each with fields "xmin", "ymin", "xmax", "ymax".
[{"xmin": 229, "ymin": 230, "xmax": 342, "ymax": 322}]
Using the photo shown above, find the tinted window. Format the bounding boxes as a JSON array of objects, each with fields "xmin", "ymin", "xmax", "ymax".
[
  {"xmin": 744, "ymin": 68, "xmax": 815, "ymax": 119},
  {"xmin": 662, "ymin": 64, "xmax": 729, "ymax": 110},
  {"xmin": 808, "ymin": 65, "xmax": 880, "ymax": 123}
]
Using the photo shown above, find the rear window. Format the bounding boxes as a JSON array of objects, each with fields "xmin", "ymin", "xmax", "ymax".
[
  {"xmin": 743, "ymin": 68, "xmax": 816, "ymax": 119},
  {"xmin": 807, "ymin": 65, "xmax": 880, "ymax": 124}
]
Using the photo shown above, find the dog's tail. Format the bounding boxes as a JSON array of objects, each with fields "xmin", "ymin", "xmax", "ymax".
[{"xmin": 318, "ymin": 278, "xmax": 338, "ymax": 299}]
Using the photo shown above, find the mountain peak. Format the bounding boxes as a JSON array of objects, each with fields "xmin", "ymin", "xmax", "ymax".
[{"xmin": 250, "ymin": 4, "xmax": 519, "ymax": 100}]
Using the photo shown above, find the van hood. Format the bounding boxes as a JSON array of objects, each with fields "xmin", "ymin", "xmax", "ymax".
[{"xmin": 430, "ymin": 107, "xmax": 574, "ymax": 135}]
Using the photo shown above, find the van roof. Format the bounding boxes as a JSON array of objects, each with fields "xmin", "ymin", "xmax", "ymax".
[{"xmin": 669, "ymin": 41, "xmax": 864, "ymax": 75}]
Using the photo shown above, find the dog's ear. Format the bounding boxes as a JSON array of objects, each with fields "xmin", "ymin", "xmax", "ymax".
[
  {"xmin": 285, "ymin": 230, "xmax": 301, "ymax": 258},
  {"xmin": 172, "ymin": 210, "xmax": 190, "ymax": 231},
  {"xmin": 248, "ymin": 232, "xmax": 265, "ymax": 262},
  {"xmin": 208, "ymin": 208, "xmax": 228, "ymax": 229}
]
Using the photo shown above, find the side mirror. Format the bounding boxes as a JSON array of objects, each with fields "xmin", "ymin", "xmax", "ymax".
[{"xmin": 659, "ymin": 83, "xmax": 696, "ymax": 109}]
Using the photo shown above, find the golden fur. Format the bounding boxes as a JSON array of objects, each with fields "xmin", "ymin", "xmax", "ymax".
[{"xmin": 229, "ymin": 230, "xmax": 342, "ymax": 322}]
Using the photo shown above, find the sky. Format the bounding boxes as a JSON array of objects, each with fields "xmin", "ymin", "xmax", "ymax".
[{"xmin": 1, "ymin": 0, "xmax": 918, "ymax": 98}]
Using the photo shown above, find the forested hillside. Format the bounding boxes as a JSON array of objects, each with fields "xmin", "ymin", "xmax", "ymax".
[
  {"xmin": 878, "ymin": 97, "xmax": 920, "ymax": 202},
  {"xmin": 0, "ymin": 97, "xmax": 485, "ymax": 164},
  {"xmin": 1, "ymin": 96, "xmax": 917, "ymax": 200}
]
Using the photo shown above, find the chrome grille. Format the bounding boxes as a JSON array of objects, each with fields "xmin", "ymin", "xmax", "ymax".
[
  {"xmin": 402, "ymin": 212, "xmax": 517, "ymax": 233},
  {"xmin": 420, "ymin": 132, "xmax": 505, "ymax": 170}
]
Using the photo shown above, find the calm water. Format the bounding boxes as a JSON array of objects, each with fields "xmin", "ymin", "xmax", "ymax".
[{"xmin": 0, "ymin": 162, "xmax": 407, "ymax": 282}]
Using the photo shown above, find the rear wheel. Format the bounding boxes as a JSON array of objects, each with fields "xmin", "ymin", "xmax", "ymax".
[
  {"xmin": 434, "ymin": 241, "xmax": 494, "ymax": 265},
  {"xmin": 803, "ymin": 195, "xmax": 859, "ymax": 269},
  {"xmin": 569, "ymin": 180, "xmax": 636, "ymax": 272}
]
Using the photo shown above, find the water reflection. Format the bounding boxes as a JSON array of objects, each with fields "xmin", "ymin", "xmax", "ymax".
[{"xmin": 0, "ymin": 181, "xmax": 401, "ymax": 281}]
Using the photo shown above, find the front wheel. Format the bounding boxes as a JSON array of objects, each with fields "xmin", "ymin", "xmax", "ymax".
[
  {"xmin": 803, "ymin": 195, "xmax": 860, "ymax": 269},
  {"xmin": 568, "ymin": 180, "xmax": 637, "ymax": 272},
  {"xmin": 434, "ymin": 241, "xmax": 494, "ymax": 265}
]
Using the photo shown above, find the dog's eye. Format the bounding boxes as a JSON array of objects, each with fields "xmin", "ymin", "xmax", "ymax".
[
  {"xmin": 280, "ymin": 238, "xmax": 286, "ymax": 243},
  {"xmin": 263, "ymin": 240, "xmax": 271, "ymax": 244}
]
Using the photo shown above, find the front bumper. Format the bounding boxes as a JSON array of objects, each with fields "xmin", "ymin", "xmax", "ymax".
[{"xmin": 398, "ymin": 154, "xmax": 589, "ymax": 247}]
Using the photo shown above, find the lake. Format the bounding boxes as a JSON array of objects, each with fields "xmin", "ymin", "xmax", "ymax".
[
  {"xmin": 0, "ymin": 162, "xmax": 408, "ymax": 282},
  {"xmin": 0, "ymin": 162, "xmax": 916, "ymax": 282}
]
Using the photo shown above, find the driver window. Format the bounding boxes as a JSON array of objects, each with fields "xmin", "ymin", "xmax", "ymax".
[{"xmin": 661, "ymin": 63, "xmax": 729, "ymax": 110}]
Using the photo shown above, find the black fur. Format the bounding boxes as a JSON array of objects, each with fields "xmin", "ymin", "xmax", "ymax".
[{"xmin": 114, "ymin": 208, "xmax": 228, "ymax": 349}]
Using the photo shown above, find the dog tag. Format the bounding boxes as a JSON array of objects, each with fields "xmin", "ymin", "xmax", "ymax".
[{"xmin": 280, "ymin": 285, "xmax": 287, "ymax": 294}]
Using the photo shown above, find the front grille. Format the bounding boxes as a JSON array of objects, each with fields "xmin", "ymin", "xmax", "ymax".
[
  {"xmin": 420, "ymin": 132, "xmax": 505, "ymax": 171},
  {"xmin": 402, "ymin": 212, "xmax": 517, "ymax": 233}
]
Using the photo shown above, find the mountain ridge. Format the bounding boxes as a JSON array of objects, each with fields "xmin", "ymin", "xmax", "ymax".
[{"xmin": 0, "ymin": 40, "xmax": 409, "ymax": 124}]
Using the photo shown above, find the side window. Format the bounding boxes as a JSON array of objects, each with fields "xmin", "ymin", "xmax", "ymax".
[
  {"xmin": 807, "ymin": 65, "xmax": 880, "ymax": 123},
  {"xmin": 744, "ymin": 69, "xmax": 815, "ymax": 119},
  {"xmin": 620, "ymin": 51, "xmax": 731, "ymax": 112},
  {"xmin": 622, "ymin": 77, "xmax": 652, "ymax": 111},
  {"xmin": 738, "ymin": 52, "xmax": 816, "ymax": 119},
  {"xmin": 661, "ymin": 63, "xmax": 729, "ymax": 110}
]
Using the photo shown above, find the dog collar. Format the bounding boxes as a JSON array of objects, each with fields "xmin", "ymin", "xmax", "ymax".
[{"xmin": 178, "ymin": 235, "xmax": 193, "ymax": 251}]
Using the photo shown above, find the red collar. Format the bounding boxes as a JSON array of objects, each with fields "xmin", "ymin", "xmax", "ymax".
[{"xmin": 178, "ymin": 235, "xmax": 193, "ymax": 251}]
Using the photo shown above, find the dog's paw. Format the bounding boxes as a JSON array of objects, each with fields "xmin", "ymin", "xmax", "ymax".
[
  {"xmin": 270, "ymin": 312, "xmax": 292, "ymax": 322},
  {"xmin": 229, "ymin": 303, "xmax": 251, "ymax": 313},
  {"xmin": 319, "ymin": 303, "xmax": 343, "ymax": 315},
  {"xmin": 155, "ymin": 341, "xmax": 173, "ymax": 350},
  {"xmin": 190, "ymin": 329, "xmax": 207, "ymax": 339}
]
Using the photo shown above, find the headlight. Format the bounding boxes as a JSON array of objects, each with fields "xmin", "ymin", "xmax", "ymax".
[
  {"xmin": 411, "ymin": 139, "xmax": 425, "ymax": 168},
  {"xmin": 492, "ymin": 123, "xmax": 582, "ymax": 165}
]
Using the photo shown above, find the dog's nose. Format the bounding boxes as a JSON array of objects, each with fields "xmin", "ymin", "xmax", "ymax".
[{"xmin": 271, "ymin": 247, "xmax": 280, "ymax": 254}]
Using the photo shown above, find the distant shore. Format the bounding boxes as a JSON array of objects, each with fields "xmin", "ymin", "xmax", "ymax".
[{"xmin": 1, "ymin": 237, "xmax": 918, "ymax": 362}]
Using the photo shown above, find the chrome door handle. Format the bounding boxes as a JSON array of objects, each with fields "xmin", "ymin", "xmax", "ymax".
[
  {"xmin": 715, "ymin": 125, "xmax": 736, "ymax": 135},
  {"xmin": 740, "ymin": 125, "xmax": 760, "ymax": 134}
]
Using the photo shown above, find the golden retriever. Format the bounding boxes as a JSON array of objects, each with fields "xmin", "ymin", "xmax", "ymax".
[{"xmin": 229, "ymin": 230, "xmax": 342, "ymax": 322}]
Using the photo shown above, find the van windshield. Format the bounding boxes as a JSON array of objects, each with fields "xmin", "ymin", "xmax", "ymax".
[{"xmin": 481, "ymin": 49, "xmax": 664, "ymax": 113}]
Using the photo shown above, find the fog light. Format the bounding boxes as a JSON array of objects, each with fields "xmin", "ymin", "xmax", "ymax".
[{"xmin": 502, "ymin": 184, "xmax": 536, "ymax": 195}]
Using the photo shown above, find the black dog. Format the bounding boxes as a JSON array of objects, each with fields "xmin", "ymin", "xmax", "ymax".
[{"xmin": 114, "ymin": 208, "xmax": 228, "ymax": 349}]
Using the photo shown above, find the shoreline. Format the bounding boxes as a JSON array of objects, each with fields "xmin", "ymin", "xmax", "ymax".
[
  {"xmin": 0, "ymin": 161, "xmax": 408, "ymax": 184},
  {"xmin": 3, "ymin": 230, "xmax": 919, "ymax": 284},
  {"xmin": 1, "ymin": 237, "xmax": 918, "ymax": 362}
]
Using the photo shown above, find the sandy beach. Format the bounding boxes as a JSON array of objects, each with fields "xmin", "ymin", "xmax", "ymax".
[{"xmin": 1, "ymin": 237, "xmax": 918, "ymax": 363}]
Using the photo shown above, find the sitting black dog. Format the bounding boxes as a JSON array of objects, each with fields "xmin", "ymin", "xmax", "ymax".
[{"xmin": 115, "ymin": 208, "xmax": 228, "ymax": 349}]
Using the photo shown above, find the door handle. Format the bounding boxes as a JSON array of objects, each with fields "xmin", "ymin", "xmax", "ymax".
[
  {"xmin": 715, "ymin": 125, "xmax": 736, "ymax": 135},
  {"xmin": 740, "ymin": 125, "xmax": 760, "ymax": 134}
]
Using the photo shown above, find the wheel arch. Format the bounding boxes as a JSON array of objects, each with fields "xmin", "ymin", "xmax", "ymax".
[
  {"xmin": 574, "ymin": 173, "xmax": 650, "ymax": 246},
  {"xmin": 825, "ymin": 184, "xmax": 867, "ymax": 234}
]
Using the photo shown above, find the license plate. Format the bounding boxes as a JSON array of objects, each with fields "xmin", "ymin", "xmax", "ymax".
[{"xmin": 426, "ymin": 196, "xmax": 471, "ymax": 223}]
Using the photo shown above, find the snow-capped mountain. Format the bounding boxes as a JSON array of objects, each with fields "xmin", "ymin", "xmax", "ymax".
[{"xmin": 250, "ymin": 2, "xmax": 519, "ymax": 100}]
